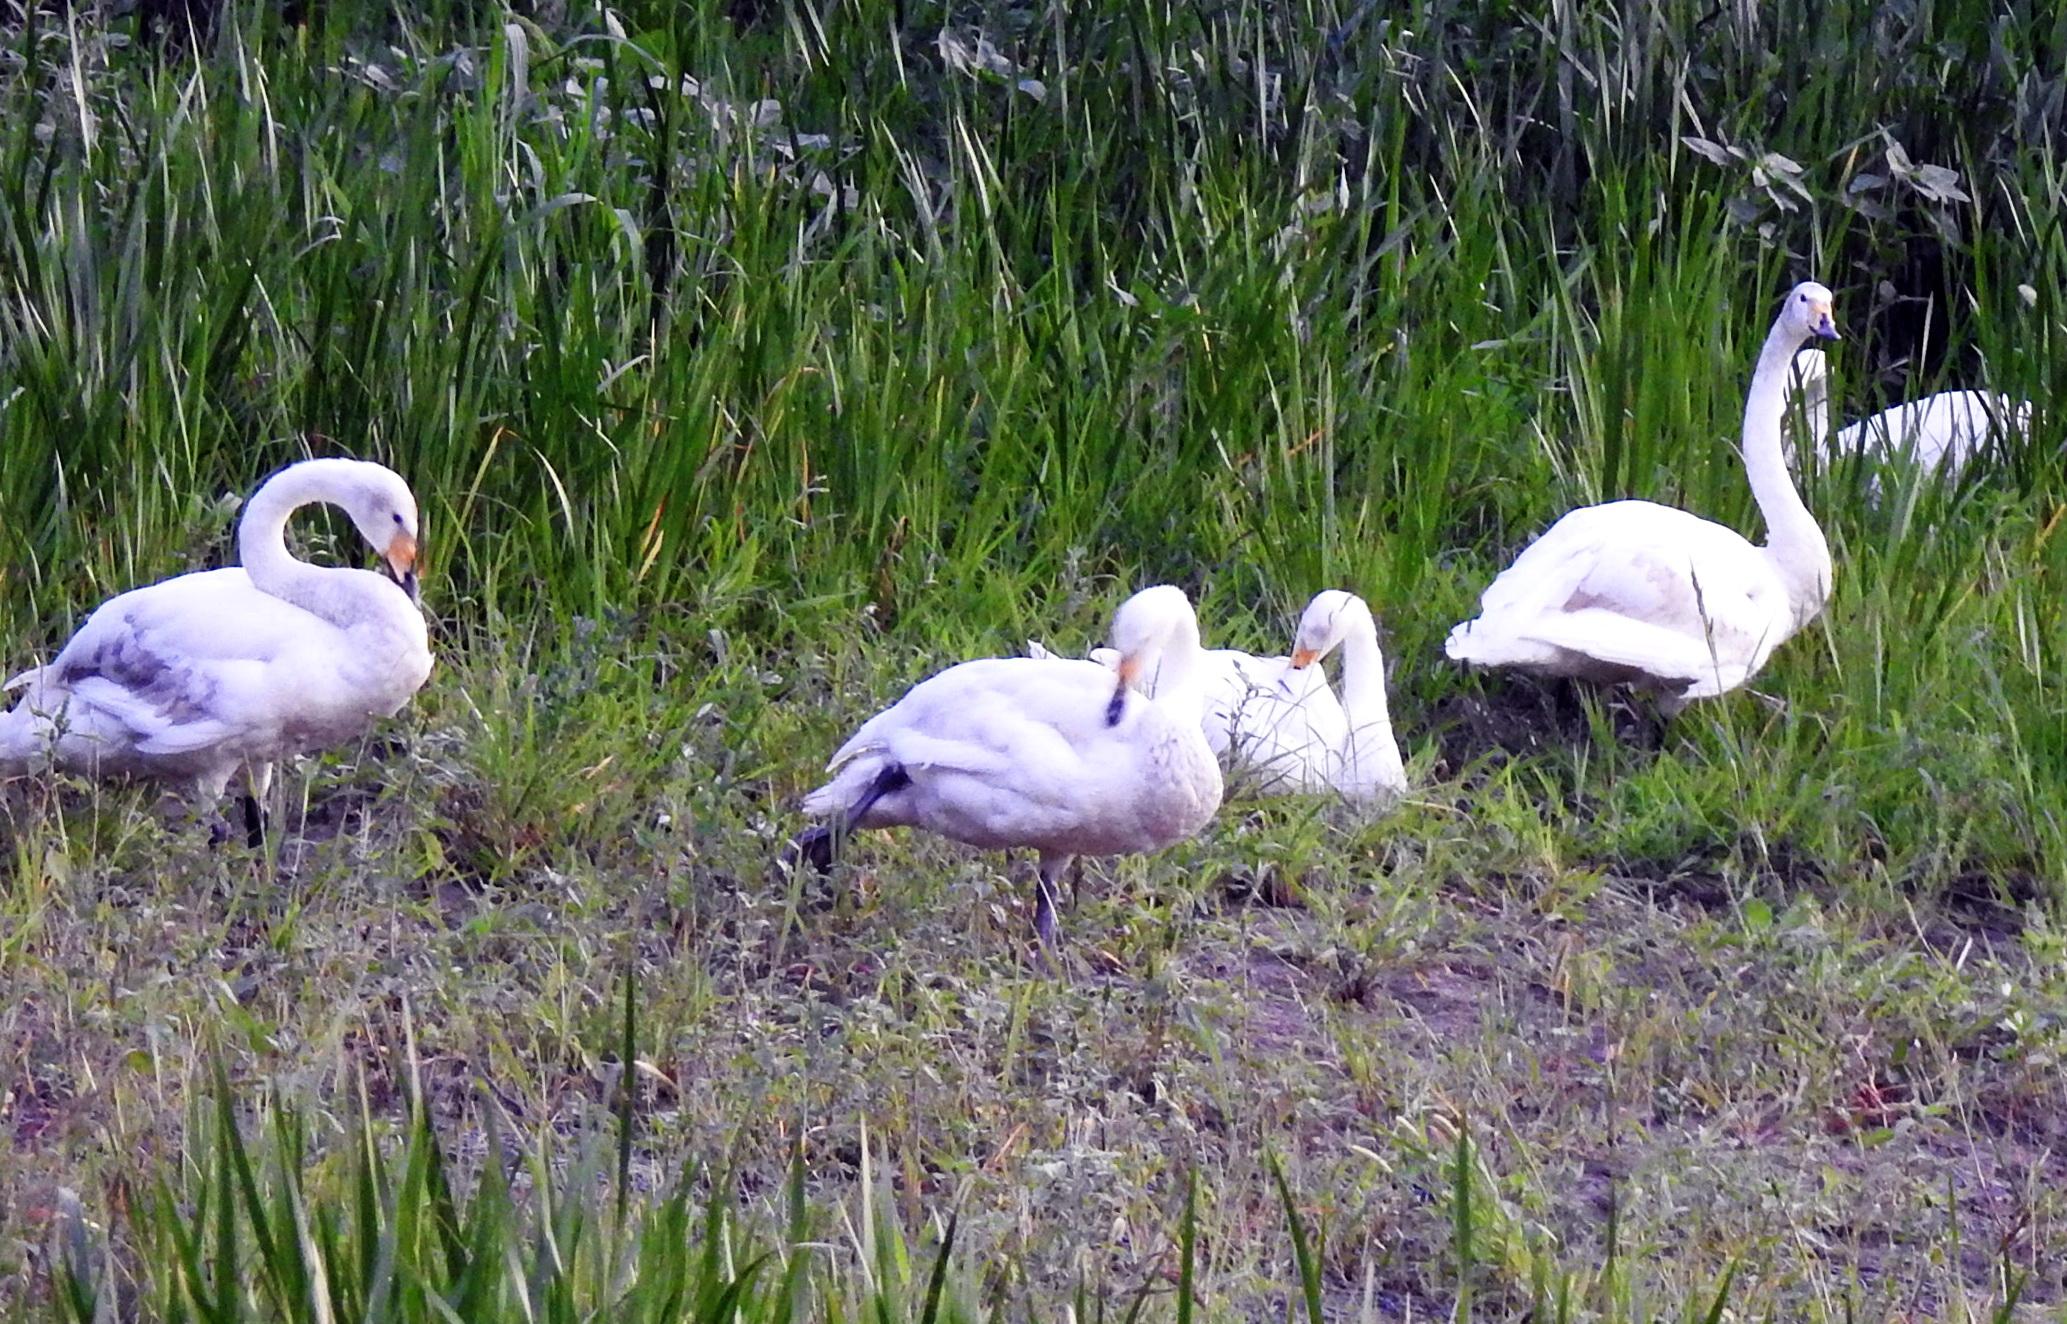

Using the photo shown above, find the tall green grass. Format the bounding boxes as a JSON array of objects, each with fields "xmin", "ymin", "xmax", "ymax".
[{"xmin": 4, "ymin": 0, "xmax": 2057, "ymax": 630}]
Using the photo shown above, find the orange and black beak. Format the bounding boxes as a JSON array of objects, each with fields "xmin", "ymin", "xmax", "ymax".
[
  {"xmin": 1280, "ymin": 646, "xmax": 1320, "ymax": 695},
  {"xmin": 1107, "ymin": 653, "xmax": 1141, "ymax": 726},
  {"xmin": 1809, "ymin": 296, "xmax": 1840, "ymax": 341},
  {"xmin": 383, "ymin": 531, "xmax": 421, "ymax": 602}
]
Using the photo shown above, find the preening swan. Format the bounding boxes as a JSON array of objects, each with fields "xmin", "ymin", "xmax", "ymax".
[
  {"xmin": 1790, "ymin": 347, "xmax": 2031, "ymax": 476},
  {"xmin": 1445, "ymin": 281, "xmax": 1841, "ymax": 703},
  {"xmin": 798, "ymin": 585, "xmax": 1224, "ymax": 949},
  {"xmin": 0, "ymin": 458, "xmax": 434, "ymax": 843}
]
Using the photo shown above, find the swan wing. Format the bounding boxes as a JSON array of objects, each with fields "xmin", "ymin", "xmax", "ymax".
[
  {"xmin": 12, "ymin": 569, "xmax": 355, "ymax": 758},
  {"xmin": 1209, "ymin": 650, "xmax": 1345, "ymax": 767},
  {"xmin": 812, "ymin": 656, "xmax": 1158, "ymax": 837},
  {"xmin": 1448, "ymin": 501, "xmax": 1790, "ymax": 687},
  {"xmin": 825, "ymin": 657, "xmax": 1117, "ymax": 774}
]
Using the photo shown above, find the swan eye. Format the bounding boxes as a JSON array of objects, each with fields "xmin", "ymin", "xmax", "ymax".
[{"xmin": 392, "ymin": 512, "xmax": 404, "ymax": 525}]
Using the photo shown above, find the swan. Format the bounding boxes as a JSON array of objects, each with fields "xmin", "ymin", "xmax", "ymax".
[
  {"xmin": 796, "ymin": 585, "xmax": 1224, "ymax": 948},
  {"xmin": 1790, "ymin": 347, "xmax": 2031, "ymax": 476},
  {"xmin": 1444, "ymin": 281, "xmax": 1841, "ymax": 703},
  {"xmin": 1270, "ymin": 590, "xmax": 1407, "ymax": 799},
  {"xmin": 1030, "ymin": 592, "xmax": 1404, "ymax": 799},
  {"xmin": 0, "ymin": 457, "xmax": 434, "ymax": 843}
]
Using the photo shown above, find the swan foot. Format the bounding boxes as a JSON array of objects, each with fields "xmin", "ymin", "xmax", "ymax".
[
  {"xmin": 241, "ymin": 793, "xmax": 266, "ymax": 849},
  {"xmin": 778, "ymin": 824, "xmax": 840, "ymax": 876},
  {"xmin": 779, "ymin": 764, "xmax": 911, "ymax": 878}
]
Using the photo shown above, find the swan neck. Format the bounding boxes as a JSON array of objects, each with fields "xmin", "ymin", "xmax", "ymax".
[
  {"xmin": 1746, "ymin": 322, "xmax": 1832, "ymax": 619},
  {"xmin": 236, "ymin": 468, "xmax": 369, "ymax": 626},
  {"xmin": 1147, "ymin": 620, "xmax": 1210, "ymax": 726},
  {"xmin": 1334, "ymin": 612, "xmax": 1392, "ymax": 728}
]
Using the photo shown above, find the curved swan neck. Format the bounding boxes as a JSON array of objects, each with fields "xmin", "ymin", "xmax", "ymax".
[
  {"xmin": 1336, "ymin": 607, "xmax": 1404, "ymax": 790},
  {"xmin": 1746, "ymin": 321, "xmax": 1833, "ymax": 617},
  {"xmin": 236, "ymin": 463, "xmax": 380, "ymax": 625},
  {"xmin": 1146, "ymin": 617, "xmax": 1210, "ymax": 725},
  {"xmin": 1333, "ymin": 607, "xmax": 1391, "ymax": 728}
]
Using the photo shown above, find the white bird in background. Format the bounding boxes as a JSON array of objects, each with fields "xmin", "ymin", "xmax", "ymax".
[
  {"xmin": 797, "ymin": 585, "xmax": 1224, "ymax": 949},
  {"xmin": 1789, "ymin": 346, "xmax": 2032, "ymax": 477},
  {"xmin": 0, "ymin": 457, "xmax": 434, "ymax": 844},
  {"xmin": 1444, "ymin": 281, "xmax": 1842, "ymax": 705}
]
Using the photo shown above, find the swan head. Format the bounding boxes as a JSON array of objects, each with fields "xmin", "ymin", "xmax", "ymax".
[
  {"xmin": 1783, "ymin": 282, "xmax": 1841, "ymax": 342},
  {"xmin": 335, "ymin": 462, "xmax": 423, "ymax": 601},
  {"xmin": 1287, "ymin": 589, "xmax": 1373, "ymax": 671},
  {"xmin": 1104, "ymin": 584, "xmax": 1200, "ymax": 725}
]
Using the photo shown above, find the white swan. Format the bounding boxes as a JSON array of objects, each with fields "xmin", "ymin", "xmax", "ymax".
[
  {"xmin": 1030, "ymin": 591, "xmax": 1404, "ymax": 799},
  {"xmin": 798, "ymin": 585, "xmax": 1224, "ymax": 947},
  {"xmin": 0, "ymin": 458, "xmax": 434, "ymax": 840},
  {"xmin": 1271, "ymin": 590, "xmax": 1406, "ymax": 799},
  {"xmin": 1444, "ymin": 281, "xmax": 1841, "ymax": 703},
  {"xmin": 1790, "ymin": 347, "xmax": 2031, "ymax": 476}
]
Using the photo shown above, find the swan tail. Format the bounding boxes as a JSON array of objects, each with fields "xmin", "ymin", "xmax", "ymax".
[
  {"xmin": 1444, "ymin": 617, "xmax": 1561, "ymax": 668},
  {"xmin": 0, "ymin": 671, "xmax": 60, "ymax": 771}
]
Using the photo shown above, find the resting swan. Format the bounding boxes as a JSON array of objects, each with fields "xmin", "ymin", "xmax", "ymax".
[
  {"xmin": 1272, "ymin": 590, "xmax": 1407, "ymax": 799},
  {"xmin": 0, "ymin": 458, "xmax": 433, "ymax": 842},
  {"xmin": 1057, "ymin": 591, "xmax": 1406, "ymax": 800},
  {"xmin": 1790, "ymin": 347, "xmax": 2031, "ymax": 476},
  {"xmin": 798, "ymin": 585, "xmax": 1223, "ymax": 947},
  {"xmin": 1444, "ymin": 281, "xmax": 1841, "ymax": 703}
]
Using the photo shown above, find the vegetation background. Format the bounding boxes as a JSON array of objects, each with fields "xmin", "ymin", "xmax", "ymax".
[{"xmin": 1, "ymin": 0, "xmax": 2064, "ymax": 1316}]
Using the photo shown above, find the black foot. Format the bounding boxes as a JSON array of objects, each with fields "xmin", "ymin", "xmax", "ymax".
[
  {"xmin": 242, "ymin": 794, "xmax": 265, "ymax": 849},
  {"xmin": 778, "ymin": 824, "xmax": 840, "ymax": 877},
  {"xmin": 207, "ymin": 816, "xmax": 232, "ymax": 849}
]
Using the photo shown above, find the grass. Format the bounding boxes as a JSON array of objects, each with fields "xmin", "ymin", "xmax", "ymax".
[{"xmin": 2, "ymin": 0, "xmax": 2065, "ymax": 1316}]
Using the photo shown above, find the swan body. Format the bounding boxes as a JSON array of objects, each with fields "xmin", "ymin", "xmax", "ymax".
[
  {"xmin": 1791, "ymin": 348, "xmax": 2031, "ymax": 475},
  {"xmin": 1445, "ymin": 281, "xmax": 1841, "ymax": 702},
  {"xmin": 0, "ymin": 458, "xmax": 433, "ymax": 816},
  {"xmin": 803, "ymin": 585, "xmax": 1224, "ymax": 946}
]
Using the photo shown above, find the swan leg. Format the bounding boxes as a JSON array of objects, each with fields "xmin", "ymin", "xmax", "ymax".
[
  {"xmin": 239, "ymin": 763, "xmax": 274, "ymax": 849},
  {"xmin": 1033, "ymin": 853, "xmax": 1071, "ymax": 952}
]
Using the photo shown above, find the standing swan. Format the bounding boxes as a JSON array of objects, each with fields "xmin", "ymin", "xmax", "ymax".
[
  {"xmin": 1790, "ymin": 347, "xmax": 2031, "ymax": 477},
  {"xmin": 1445, "ymin": 282, "xmax": 1841, "ymax": 703},
  {"xmin": 796, "ymin": 585, "xmax": 1224, "ymax": 948},
  {"xmin": 0, "ymin": 458, "xmax": 434, "ymax": 843}
]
